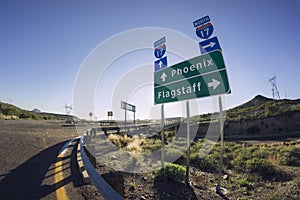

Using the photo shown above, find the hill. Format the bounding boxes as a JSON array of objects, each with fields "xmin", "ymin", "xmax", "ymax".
[
  {"xmin": 191, "ymin": 95, "xmax": 300, "ymax": 124},
  {"xmin": 0, "ymin": 101, "xmax": 70, "ymax": 120},
  {"xmin": 188, "ymin": 95, "xmax": 300, "ymax": 139},
  {"xmin": 226, "ymin": 95, "xmax": 300, "ymax": 121}
]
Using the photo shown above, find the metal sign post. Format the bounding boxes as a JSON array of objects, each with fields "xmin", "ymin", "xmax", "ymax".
[
  {"xmin": 124, "ymin": 108, "xmax": 127, "ymax": 133},
  {"xmin": 161, "ymin": 104, "xmax": 165, "ymax": 174},
  {"xmin": 185, "ymin": 100, "xmax": 191, "ymax": 185},
  {"xmin": 217, "ymin": 95, "xmax": 224, "ymax": 192},
  {"xmin": 121, "ymin": 101, "xmax": 136, "ymax": 133},
  {"xmin": 193, "ymin": 15, "xmax": 230, "ymax": 193},
  {"xmin": 154, "ymin": 37, "xmax": 168, "ymax": 174}
]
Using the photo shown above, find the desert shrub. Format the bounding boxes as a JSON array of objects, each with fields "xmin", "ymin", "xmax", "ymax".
[
  {"xmin": 190, "ymin": 151, "xmax": 219, "ymax": 172},
  {"xmin": 119, "ymin": 134, "xmax": 131, "ymax": 147},
  {"xmin": 257, "ymin": 145, "xmax": 299, "ymax": 166},
  {"xmin": 164, "ymin": 131, "xmax": 175, "ymax": 140},
  {"xmin": 139, "ymin": 138, "xmax": 146, "ymax": 146},
  {"xmin": 231, "ymin": 148, "xmax": 253, "ymax": 172},
  {"xmin": 278, "ymin": 146, "xmax": 299, "ymax": 165},
  {"xmin": 155, "ymin": 162, "xmax": 186, "ymax": 182},
  {"xmin": 265, "ymin": 102, "xmax": 280, "ymax": 117},
  {"xmin": 238, "ymin": 178, "xmax": 249, "ymax": 188},
  {"xmin": 129, "ymin": 182, "xmax": 136, "ymax": 191},
  {"xmin": 141, "ymin": 139, "xmax": 161, "ymax": 152},
  {"xmin": 190, "ymin": 139, "xmax": 204, "ymax": 154},
  {"xmin": 126, "ymin": 138, "xmax": 141, "ymax": 153},
  {"xmin": 108, "ymin": 134, "xmax": 121, "ymax": 147},
  {"xmin": 245, "ymin": 157, "xmax": 274, "ymax": 175},
  {"xmin": 19, "ymin": 112, "xmax": 31, "ymax": 119}
]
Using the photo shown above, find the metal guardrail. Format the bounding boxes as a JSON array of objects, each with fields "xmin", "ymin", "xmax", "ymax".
[
  {"xmin": 64, "ymin": 122, "xmax": 179, "ymax": 200},
  {"xmin": 79, "ymin": 135, "xmax": 123, "ymax": 200},
  {"xmin": 57, "ymin": 136, "xmax": 81, "ymax": 156}
]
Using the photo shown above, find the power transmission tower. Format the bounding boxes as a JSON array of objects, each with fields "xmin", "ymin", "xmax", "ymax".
[
  {"xmin": 268, "ymin": 74, "xmax": 280, "ymax": 100},
  {"xmin": 63, "ymin": 102, "xmax": 73, "ymax": 123}
]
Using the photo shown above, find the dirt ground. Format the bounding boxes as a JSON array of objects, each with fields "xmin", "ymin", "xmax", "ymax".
[{"xmin": 94, "ymin": 139, "xmax": 300, "ymax": 200}]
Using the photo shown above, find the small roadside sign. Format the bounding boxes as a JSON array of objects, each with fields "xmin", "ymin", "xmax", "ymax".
[
  {"xmin": 154, "ymin": 37, "xmax": 168, "ymax": 72},
  {"xmin": 199, "ymin": 36, "xmax": 221, "ymax": 54},
  {"xmin": 154, "ymin": 56, "xmax": 168, "ymax": 71},
  {"xmin": 108, "ymin": 111, "xmax": 113, "ymax": 117}
]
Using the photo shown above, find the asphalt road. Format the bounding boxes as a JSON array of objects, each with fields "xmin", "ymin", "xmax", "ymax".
[{"xmin": 0, "ymin": 120, "xmax": 102, "ymax": 200}]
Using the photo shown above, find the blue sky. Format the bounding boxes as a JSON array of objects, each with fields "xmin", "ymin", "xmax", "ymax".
[{"xmin": 1, "ymin": 0, "xmax": 300, "ymax": 120}]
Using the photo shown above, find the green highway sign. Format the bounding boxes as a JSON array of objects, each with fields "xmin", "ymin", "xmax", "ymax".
[
  {"xmin": 154, "ymin": 50, "xmax": 225, "ymax": 87},
  {"xmin": 154, "ymin": 50, "xmax": 230, "ymax": 104}
]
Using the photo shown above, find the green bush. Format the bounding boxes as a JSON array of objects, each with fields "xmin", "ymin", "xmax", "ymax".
[
  {"xmin": 141, "ymin": 139, "xmax": 161, "ymax": 152},
  {"xmin": 155, "ymin": 162, "xmax": 186, "ymax": 182},
  {"xmin": 238, "ymin": 178, "xmax": 249, "ymax": 187},
  {"xmin": 190, "ymin": 151, "xmax": 219, "ymax": 172},
  {"xmin": 245, "ymin": 157, "xmax": 274, "ymax": 174},
  {"xmin": 279, "ymin": 146, "xmax": 299, "ymax": 165},
  {"xmin": 164, "ymin": 163, "xmax": 186, "ymax": 182},
  {"xmin": 265, "ymin": 103, "xmax": 280, "ymax": 117},
  {"xmin": 231, "ymin": 148, "xmax": 253, "ymax": 172}
]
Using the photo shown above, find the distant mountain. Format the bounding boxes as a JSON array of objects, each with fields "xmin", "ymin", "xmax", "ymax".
[
  {"xmin": 32, "ymin": 108, "xmax": 41, "ymax": 113},
  {"xmin": 0, "ymin": 101, "xmax": 71, "ymax": 120}
]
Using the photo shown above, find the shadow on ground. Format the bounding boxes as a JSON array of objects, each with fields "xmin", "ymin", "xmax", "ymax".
[
  {"xmin": 0, "ymin": 140, "xmax": 83, "ymax": 199},
  {"xmin": 153, "ymin": 176, "xmax": 198, "ymax": 200}
]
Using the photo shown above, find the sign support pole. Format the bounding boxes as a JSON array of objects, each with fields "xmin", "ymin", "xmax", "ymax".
[
  {"xmin": 124, "ymin": 109, "xmax": 127, "ymax": 134},
  {"xmin": 217, "ymin": 95, "xmax": 224, "ymax": 193},
  {"xmin": 161, "ymin": 104, "xmax": 165, "ymax": 174},
  {"xmin": 185, "ymin": 100, "xmax": 190, "ymax": 185}
]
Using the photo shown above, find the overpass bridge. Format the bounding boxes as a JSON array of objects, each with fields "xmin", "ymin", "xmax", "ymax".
[{"xmin": 87, "ymin": 117, "xmax": 183, "ymax": 136}]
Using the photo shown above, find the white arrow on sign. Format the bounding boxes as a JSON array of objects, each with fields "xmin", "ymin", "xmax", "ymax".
[
  {"xmin": 160, "ymin": 72, "xmax": 167, "ymax": 82},
  {"xmin": 202, "ymin": 42, "xmax": 215, "ymax": 49},
  {"xmin": 208, "ymin": 78, "xmax": 220, "ymax": 90},
  {"xmin": 158, "ymin": 60, "xmax": 163, "ymax": 68}
]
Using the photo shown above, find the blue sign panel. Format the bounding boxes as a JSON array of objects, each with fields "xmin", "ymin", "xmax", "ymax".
[
  {"xmin": 193, "ymin": 15, "xmax": 210, "ymax": 27},
  {"xmin": 154, "ymin": 37, "xmax": 166, "ymax": 48},
  {"xmin": 154, "ymin": 56, "xmax": 168, "ymax": 71},
  {"xmin": 196, "ymin": 22, "xmax": 214, "ymax": 39},
  {"xmin": 154, "ymin": 44, "xmax": 166, "ymax": 58},
  {"xmin": 199, "ymin": 36, "xmax": 221, "ymax": 54}
]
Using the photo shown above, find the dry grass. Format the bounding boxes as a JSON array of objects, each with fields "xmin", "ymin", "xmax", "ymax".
[
  {"xmin": 108, "ymin": 134, "xmax": 121, "ymax": 147},
  {"xmin": 126, "ymin": 136, "xmax": 142, "ymax": 153}
]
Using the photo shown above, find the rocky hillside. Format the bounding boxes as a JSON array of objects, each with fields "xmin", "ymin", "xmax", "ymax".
[
  {"xmin": 191, "ymin": 95, "xmax": 300, "ymax": 139},
  {"xmin": 226, "ymin": 95, "xmax": 300, "ymax": 121}
]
